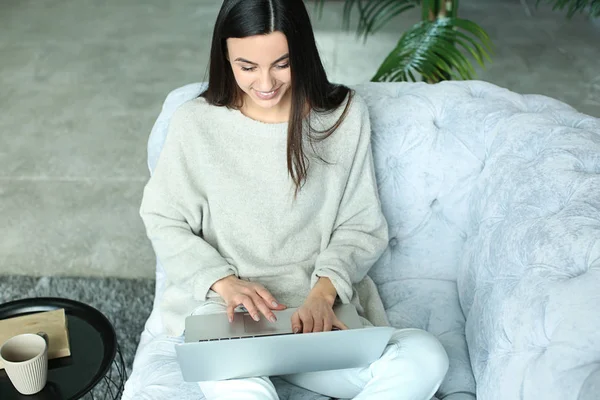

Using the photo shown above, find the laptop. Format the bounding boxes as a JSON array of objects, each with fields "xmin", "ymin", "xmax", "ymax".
[{"xmin": 175, "ymin": 303, "xmax": 395, "ymax": 382}]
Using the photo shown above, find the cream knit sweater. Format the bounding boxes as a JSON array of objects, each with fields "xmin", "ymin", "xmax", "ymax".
[{"xmin": 140, "ymin": 93, "xmax": 390, "ymax": 336}]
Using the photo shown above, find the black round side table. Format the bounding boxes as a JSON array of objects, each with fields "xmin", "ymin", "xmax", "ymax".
[{"xmin": 0, "ymin": 297, "xmax": 126, "ymax": 399}]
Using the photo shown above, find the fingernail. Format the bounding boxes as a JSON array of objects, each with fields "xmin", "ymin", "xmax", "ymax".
[
  {"xmin": 269, "ymin": 315, "xmax": 277, "ymax": 323},
  {"xmin": 253, "ymin": 314, "xmax": 260, "ymax": 322},
  {"xmin": 272, "ymin": 301, "xmax": 278, "ymax": 307},
  {"xmin": 228, "ymin": 316, "xmax": 233, "ymax": 323},
  {"xmin": 293, "ymin": 328, "xmax": 299, "ymax": 334}
]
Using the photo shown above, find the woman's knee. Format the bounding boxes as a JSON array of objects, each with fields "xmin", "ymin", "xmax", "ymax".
[{"xmin": 389, "ymin": 328, "xmax": 449, "ymax": 382}]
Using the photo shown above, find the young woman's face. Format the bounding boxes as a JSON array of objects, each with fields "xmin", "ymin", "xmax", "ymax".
[{"xmin": 226, "ymin": 32, "xmax": 292, "ymax": 112}]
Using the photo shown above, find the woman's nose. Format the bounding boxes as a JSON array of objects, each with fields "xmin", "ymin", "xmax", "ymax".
[{"xmin": 257, "ymin": 70, "xmax": 276, "ymax": 91}]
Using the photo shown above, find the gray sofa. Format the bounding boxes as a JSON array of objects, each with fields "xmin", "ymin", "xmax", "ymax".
[{"xmin": 124, "ymin": 81, "xmax": 600, "ymax": 400}]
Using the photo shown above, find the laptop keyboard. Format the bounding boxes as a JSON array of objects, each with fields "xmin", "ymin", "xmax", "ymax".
[{"xmin": 198, "ymin": 332, "xmax": 295, "ymax": 342}]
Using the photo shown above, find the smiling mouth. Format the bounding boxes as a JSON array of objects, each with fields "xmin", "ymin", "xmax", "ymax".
[{"xmin": 254, "ymin": 87, "xmax": 280, "ymax": 100}]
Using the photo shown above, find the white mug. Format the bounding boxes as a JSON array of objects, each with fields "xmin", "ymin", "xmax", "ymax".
[{"xmin": 0, "ymin": 332, "xmax": 49, "ymax": 395}]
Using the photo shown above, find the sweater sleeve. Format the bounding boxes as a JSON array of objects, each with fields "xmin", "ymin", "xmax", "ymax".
[
  {"xmin": 140, "ymin": 105, "xmax": 237, "ymax": 301},
  {"xmin": 311, "ymin": 97, "xmax": 389, "ymax": 303}
]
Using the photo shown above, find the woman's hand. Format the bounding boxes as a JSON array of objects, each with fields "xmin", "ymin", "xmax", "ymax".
[
  {"xmin": 211, "ymin": 275, "xmax": 287, "ymax": 323},
  {"xmin": 291, "ymin": 277, "xmax": 348, "ymax": 333}
]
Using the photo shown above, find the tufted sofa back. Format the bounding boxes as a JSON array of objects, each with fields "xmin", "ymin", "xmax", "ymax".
[
  {"xmin": 355, "ymin": 81, "xmax": 600, "ymax": 399},
  {"xmin": 358, "ymin": 81, "xmax": 492, "ymax": 285}
]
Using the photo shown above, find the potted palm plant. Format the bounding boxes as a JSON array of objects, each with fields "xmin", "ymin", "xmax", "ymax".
[
  {"xmin": 541, "ymin": 0, "xmax": 599, "ymax": 18},
  {"xmin": 315, "ymin": 0, "xmax": 599, "ymax": 83}
]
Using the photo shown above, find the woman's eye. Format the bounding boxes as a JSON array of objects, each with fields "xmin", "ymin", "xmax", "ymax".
[
  {"xmin": 241, "ymin": 66, "xmax": 255, "ymax": 72},
  {"xmin": 276, "ymin": 63, "xmax": 290, "ymax": 70}
]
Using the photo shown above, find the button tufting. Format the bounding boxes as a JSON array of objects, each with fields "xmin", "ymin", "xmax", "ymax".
[
  {"xmin": 430, "ymin": 198, "xmax": 441, "ymax": 212},
  {"xmin": 389, "ymin": 237, "xmax": 398, "ymax": 248}
]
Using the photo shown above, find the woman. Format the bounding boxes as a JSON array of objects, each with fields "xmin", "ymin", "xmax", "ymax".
[{"xmin": 134, "ymin": 0, "xmax": 449, "ymax": 399}]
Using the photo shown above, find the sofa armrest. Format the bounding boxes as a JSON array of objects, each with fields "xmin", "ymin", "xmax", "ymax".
[
  {"xmin": 147, "ymin": 83, "xmax": 207, "ymax": 174},
  {"xmin": 457, "ymin": 103, "xmax": 600, "ymax": 399}
]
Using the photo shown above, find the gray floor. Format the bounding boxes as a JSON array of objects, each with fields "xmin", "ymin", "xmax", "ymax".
[{"xmin": 1, "ymin": 0, "xmax": 599, "ymax": 278}]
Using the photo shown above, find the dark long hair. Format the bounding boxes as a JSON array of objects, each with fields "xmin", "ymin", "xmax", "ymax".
[{"xmin": 201, "ymin": 0, "xmax": 353, "ymax": 200}]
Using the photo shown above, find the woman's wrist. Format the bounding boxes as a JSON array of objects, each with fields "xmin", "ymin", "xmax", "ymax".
[
  {"xmin": 309, "ymin": 276, "xmax": 337, "ymax": 307},
  {"xmin": 211, "ymin": 274, "xmax": 237, "ymax": 295}
]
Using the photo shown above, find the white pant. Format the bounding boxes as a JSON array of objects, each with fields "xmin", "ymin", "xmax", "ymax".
[{"xmin": 196, "ymin": 303, "xmax": 449, "ymax": 400}]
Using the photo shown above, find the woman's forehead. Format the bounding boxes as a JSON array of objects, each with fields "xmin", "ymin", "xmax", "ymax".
[{"xmin": 227, "ymin": 32, "xmax": 289, "ymax": 63}]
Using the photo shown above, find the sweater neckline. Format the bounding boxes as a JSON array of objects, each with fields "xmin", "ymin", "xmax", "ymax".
[{"xmin": 227, "ymin": 106, "xmax": 289, "ymax": 136}]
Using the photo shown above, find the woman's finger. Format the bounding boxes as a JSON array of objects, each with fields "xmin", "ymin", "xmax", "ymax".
[
  {"xmin": 252, "ymin": 294, "xmax": 277, "ymax": 323},
  {"xmin": 333, "ymin": 317, "xmax": 349, "ymax": 331},
  {"xmin": 255, "ymin": 286, "xmax": 287, "ymax": 310},
  {"xmin": 291, "ymin": 311, "xmax": 302, "ymax": 334},
  {"xmin": 323, "ymin": 317, "xmax": 333, "ymax": 332},
  {"xmin": 226, "ymin": 302, "xmax": 236, "ymax": 323},
  {"xmin": 312, "ymin": 315, "xmax": 324, "ymax": 332},
  {"xmin": 301, "ymin": 313, "xmax": 314, "ymax": 334},
  {"xmin": 238, "ymin": 295, "xmax": 260, "ymax": 322}
]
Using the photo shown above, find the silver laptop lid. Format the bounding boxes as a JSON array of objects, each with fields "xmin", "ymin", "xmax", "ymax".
[{"xmin": 176, "ymin": 326, "xmax": 396, "ymax": 382}]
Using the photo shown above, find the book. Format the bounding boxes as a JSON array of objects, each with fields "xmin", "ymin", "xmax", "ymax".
[{"xmin": 0, "ymin": 309, "xmax": 71, "ymax": 370}]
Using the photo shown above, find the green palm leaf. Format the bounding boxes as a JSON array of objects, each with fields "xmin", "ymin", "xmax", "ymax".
[
  {"xmin": 371, "ymin": 17, "xmax": 493, "ymax": 82},
  {"xmin": 351, "ymin": 0, "xmax": 420, "ymax": 38},
  {"xmin": 314, "ymin": 0, "xmax": 419, "ymax": 38},
  {"xmin": 536, "ymin": 0, "xmax": 600, "ymax": 18}
]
